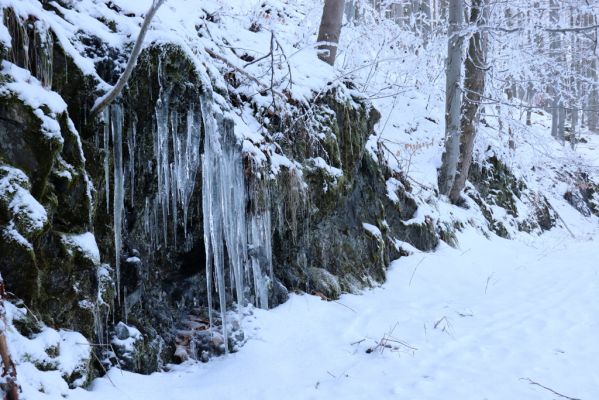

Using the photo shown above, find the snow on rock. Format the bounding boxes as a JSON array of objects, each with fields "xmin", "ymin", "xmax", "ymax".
[
  {"xmin": 0, "ymin": 165, "xmax": 48, "ymax": 241},
  {"xmin": 57, "ymin": 331, "xmax": 92, "ymax": 388},
  {"xmin": 362, "ymin": 222, "xmax": 382, "ymax": 239},
  {"xmin": 307, "ymin": 157, "xmax": 344, "ymax": 178},
  {"xmin": 4, "ymin": 302, "xmax": 92, "ymax": 396},
  {"xmin": 0, "ymin": 9, "xmax": 10, "ymax": 47},
  {"xmin": 61, "ymin": 232, "xmax": 101, "ymax": 265},
  {"xmin": 0, "ymin": 61, "xmax": 66, "ymax": 142}
]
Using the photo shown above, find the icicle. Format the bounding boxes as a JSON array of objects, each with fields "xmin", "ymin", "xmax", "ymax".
[
  {"xmin": 128, "ymin": 121, "xmax": 136, "ymax": 205},
  {"xmin": 33, "ymin": 20, "xmax": 53, "ymax": 89},
  {"xmin": 151, "ymin": 62, "xmax": 202, "ymax": 250},
  {"xmin": 181, "ymin": 107, "xmax": 201, "ymax": 243},
  {"xmin": 112, "ymin": 104, "xmax": 124, "ymax": 304},
  {"xmin": 200, "ymin": 94, "xmax": 275, "ymax": 352},
  {"xmin": 154, "ymin": 58, "xmax": 170, "ymax": 246},
  {"xmin": 170, "ymin": 162, "xmax": 178, "ymax": 247},
  {"xmin": 103, "ymin": 108, "xmax": 110, "ymax": 214},
  {"xmin": 201, "ymin": 152, "xmax": 214, "ymax": 340},
  {"xmin": 201, "ymin": 95, "xmax": 229, "ymax": 353},
  {"xmin": 157, "ymin": 95, "xmax": 170, "ymax": 245},
  {"xmin": 248, "ymin": 208, "xmax": 274, "ymax": 309}
]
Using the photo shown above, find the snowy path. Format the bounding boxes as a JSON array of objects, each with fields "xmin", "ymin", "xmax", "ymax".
[{"xmin": 65, "ymin": 229, "xmax": 598, "ymax": 400}]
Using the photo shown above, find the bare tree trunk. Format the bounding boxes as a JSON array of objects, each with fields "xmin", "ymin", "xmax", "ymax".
[
  {"xmin": 0, "ymin": 275, "xmax": 19, "ymax": 400},
  {"xmin": 438, "ymin": 0, "xmax": 464, "ymax": 196},
  {"xmin": 526, "ymin": 82, "xmax": 533, "ymax": 126},
  {"xmin": 557, "ymin": 101, "xmax": 566, "ymax": 144},
  {"xmin": 317, "ymin": 0, "xmax": 346, "ymax": 66},
  {"xmin": 589, "ymin": 57, "xmax": 598, "ymax": 132},
  {"xmin": 344, "ymin": 0, "xmax": 355, "ymax": 24},
  {"xmin": 548, "ymin": 0, "xmax": 562, "ymax": 142},
  {"xmin": 448, "ymin": 0, "xmax": 487, "ymax": 203}
]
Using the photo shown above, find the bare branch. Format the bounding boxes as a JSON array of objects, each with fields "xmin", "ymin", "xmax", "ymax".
[
  {"xmin": 545, "ymin": 24, "xmax": 599, "ymax": 33},
  {"xmin": 91, "ymin": 0, "xmax": 167, "ymax": 116}
]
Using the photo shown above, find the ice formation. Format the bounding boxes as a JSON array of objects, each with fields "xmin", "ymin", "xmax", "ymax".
[
  {"xmin": 200, "ymin": 95, "xmax": 274, "ymax": 351},
  {"xmin": 112, "ymin": 104, "xmax": 124, "ymax": 303},
  {"xmin": 106, "ymin": 64, "xmax": 275, "ymax": 352}
]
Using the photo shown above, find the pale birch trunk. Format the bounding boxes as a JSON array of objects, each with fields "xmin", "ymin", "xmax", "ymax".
[{"xmin": 438, "ymin": 0, "xmax": 464, "ymax": 197}]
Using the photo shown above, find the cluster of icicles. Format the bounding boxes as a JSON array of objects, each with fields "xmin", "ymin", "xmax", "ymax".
[
  {"xmin": 6, "ymin": 12, "xmax": 270, "ymax": 354},
  {"xmin": 102, "ymin": 88, "xmax": 273, "ymax": 353}
]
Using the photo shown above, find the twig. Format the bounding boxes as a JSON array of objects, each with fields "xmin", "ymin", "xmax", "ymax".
[
  {"xmin": 204, "ymin": 47, "xmax": 287, "ymax": 100},
  {"xmin": 520, "ymin": 377, "xmax": 581, "ymax": 400},
  {"xmin": 409, "ymin": 256, "xmax": 426, "ymax": 287},
  {"xmin": 88, "ymin": 347, "xmax": 117, "ymax": 388},
  {"xmin": 484, "ymin": 272, "xmax": 494, "ymax": 294},
  {"xmin": 311, "ymin": 291, "xmax": 357, "ymax": 313}
]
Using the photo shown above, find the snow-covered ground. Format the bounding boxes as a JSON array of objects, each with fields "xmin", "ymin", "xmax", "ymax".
[{"xmin": 22, "ymin": 222, "xmax": 595, "ymax": 400}]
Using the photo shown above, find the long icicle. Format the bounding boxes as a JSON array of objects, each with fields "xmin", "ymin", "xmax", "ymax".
[{"xmin": 112, "ymin": 104, "xmax": 124, "ymax": 304}]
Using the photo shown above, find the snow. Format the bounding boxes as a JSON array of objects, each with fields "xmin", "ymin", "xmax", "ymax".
[
  {"xmin": 0, "ymin": 165, "xmax": 48, "ymax": 238},
  {"xmin": 1, "ymin": 61, "xmax": 66, "ymax": 142},
  {"xmin": 362, "ymin": 222, "xmax": 382, "ymax": 238},
  {"xmin": 17, "ymin": 227, "xmax": 595, "ymax": 400},
  {"xmin": 4, "ymin": 303, "xmax": 92, "ymax": 396},
  {"xmin": 61, "ymin": 232, "xmax": 101, "ymax": 265},
  {"xmin": 0, "ymin": 9, "xmax": 11, "ymax": 47},
  {"xmin": 308, "ymin": 157, "xmax": 344, "ymax": 178}
]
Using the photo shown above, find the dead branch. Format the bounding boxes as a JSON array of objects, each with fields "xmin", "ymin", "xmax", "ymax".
[
  {"xmin": 520, "ymin": 377, "xmax": 582, "ymax": 400},
  {"xmin": 91, "ymin": 0, "xmax": 167, "ymax": 116},
  {"xmin": 366, "ymin": 323, "xmax": 417, "ymax": 355}
]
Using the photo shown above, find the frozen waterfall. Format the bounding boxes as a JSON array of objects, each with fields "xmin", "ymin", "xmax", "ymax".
[{"xmin": 200, "ymin": 95, "xmax": 274, "ymax": 352}]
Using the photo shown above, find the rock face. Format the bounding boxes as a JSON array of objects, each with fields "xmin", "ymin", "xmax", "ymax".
[
  {"xmin": 467, "ymin": 156, "xmax": 557, "ymax": 238},
  {"xmin": 0, "ymin": 6, "xmax": 437, "ymax": 377}
]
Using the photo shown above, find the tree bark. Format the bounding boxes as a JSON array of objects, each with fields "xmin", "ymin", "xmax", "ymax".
[
  {"xmin": 448, "ymin": 0, "xmax": 487, "ymax": 203},
  {"xmin": 548, "ymin": 0, "xmax": 562, "ymax": 142},
  {"xmin": 0, "ymin": 275, "xmax": 19, "ymax": 400},
  {"xmin": 317, "ymin": 0, "xmax": 346, "ymax": 66},
  {"xmin": 437, "ymin": 0, "xmax": 464, "ymax": 196}
]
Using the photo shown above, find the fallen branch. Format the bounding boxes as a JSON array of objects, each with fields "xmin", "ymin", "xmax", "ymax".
[{"xmin": 520, "ymin": 377, "xmax": 581, "ymax": 400}]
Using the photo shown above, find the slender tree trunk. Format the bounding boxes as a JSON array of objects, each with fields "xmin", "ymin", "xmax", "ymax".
[
  {"xmin": 549, "ymin": 0, "xmax": 562, "ymax": 141},
  {"xmin": 344, "ymin": 0, "xmax": 355, "ymax": 24},
  {"xmin": 557, "ymin": 101, "xmax": 566, "ymax": 144},
  {"xmin": 317, "ymin": 0, "xmax": 346, "ymax": 66},
  {"xmin": 448, "ymin": 0, "xmax": 487, "ymax": 203},
  {"xmin": 526, "ymin": 82, "xmax": 533, "ymax": 126},
  {"xmin": 438, "ymin": 0, "xmax": 464, "ymax": 196},
  {"xmin": 0, "ymin": 275, "xmax": 19, "ymax": 400},
  {"xmin": 589, "ymin": 57, "xmax": 598, "ymax": 132}
]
